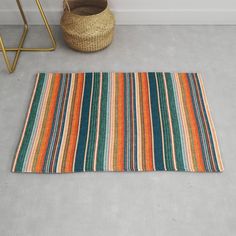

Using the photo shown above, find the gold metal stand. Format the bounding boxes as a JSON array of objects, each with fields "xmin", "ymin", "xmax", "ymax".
[{"xmin": 0, "ymin": 0, "xmax": 56, "ymax": 73}]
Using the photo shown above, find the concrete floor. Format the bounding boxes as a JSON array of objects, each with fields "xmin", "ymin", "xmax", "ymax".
[{"xmin": 0, "ymin": 26, "xmax": 236, "ymax": 236}]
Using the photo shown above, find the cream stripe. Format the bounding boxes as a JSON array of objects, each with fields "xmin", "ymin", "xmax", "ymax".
[
  {"xmin": 135, "ymin": 73, "xmax": 142, "ymax": 171},
  {"xmin": 93, "ymin": 73, "xmax": 103, "ymax": 171},
  {"xmin": 131, "ymin": 74, "xmax": 136, "ymax": 170},
  {"xmin": 109, "ymin": 73, "xmax": 116, "ymax": 171},
  {"xmin": 103, "ymin": 74, "xmax": 111, "ymax": 171},
  {"xmin": 108, "ymin": 73, "xmax": 112, "ymax": 170},
  {"xmin": 155, "ymin": 73, "xmax": 167, "ymax": 171}
]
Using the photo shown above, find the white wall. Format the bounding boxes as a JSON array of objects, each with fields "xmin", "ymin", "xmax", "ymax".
[{"xmin": 1, "ymin": 0, "xmax": 236, "ymax": 24}]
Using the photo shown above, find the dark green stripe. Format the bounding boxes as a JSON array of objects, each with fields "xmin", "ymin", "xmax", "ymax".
[
  {"xmin": 85, "ymin": 72, "xmax": 101, "ymax": 171},
  {"xmin": 165, "ymin": 73, "xmax": 185, "ymax": 170}
]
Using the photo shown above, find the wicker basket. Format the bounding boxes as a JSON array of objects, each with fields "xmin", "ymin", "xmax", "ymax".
[{"xmin": 60, "ymin": 0, "xmax": 115, "ymax": 52}]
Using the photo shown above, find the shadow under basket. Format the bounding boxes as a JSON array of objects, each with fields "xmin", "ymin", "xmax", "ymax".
[{"xmin": 60, "ymin": 0, "xmax": 115, "ymax": 52}]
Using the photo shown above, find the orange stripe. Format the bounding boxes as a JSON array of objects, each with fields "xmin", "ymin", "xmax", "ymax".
[
  {"xmin": 35, "ymin": 74, "xmax": 61, "ymax": 172},
  {"xmin": 182, "ymin": 74, "xmax": 205, "ymax": 171},
  {"xmin": 65, "ymin": 73, "xmax": 84, "ymax": 172},
  {"xmin": 116, "ymin": 73, "xmax": 125, "ymax": 171},
  {"xmin": 141, "ymin": 73, "xmax": 154, "ymax": 171}
]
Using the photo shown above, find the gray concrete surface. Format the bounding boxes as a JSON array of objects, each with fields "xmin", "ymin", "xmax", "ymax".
[{"xmin": 0, "ymin": 26, "xmax": 236, "ymax": 236}]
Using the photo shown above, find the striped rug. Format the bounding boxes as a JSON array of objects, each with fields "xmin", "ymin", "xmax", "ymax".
[{"xmin": 12, "ymin": 72, "xmax": 223, "ymax": 173}]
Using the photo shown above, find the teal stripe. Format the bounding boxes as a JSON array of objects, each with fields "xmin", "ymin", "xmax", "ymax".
[
  {"xmin": 156, "ymin": 73, "xmax": 174, "ymax": 171},
  {"xmin": 15, "ymin": 73, "xmax": 45, "ymax": 172},
  {"xmin": 124, "ymin": 73, "xmax": 131, "ymax": 170},
  {"xmin": 85, "ymin": 72, "xmax": 101, "ymax": 171},
  {"xmin": 148, "ymin": 72, "xmax": 164, "ymax": 170},
  {"xmin": 103, "ymin": 73, "xmax": 111, "ymax": 170}
]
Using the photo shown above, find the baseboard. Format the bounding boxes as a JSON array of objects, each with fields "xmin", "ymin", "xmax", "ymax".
[{"xmin": 1, "ymin": 9, "xmax": 236, "ymax": 25}]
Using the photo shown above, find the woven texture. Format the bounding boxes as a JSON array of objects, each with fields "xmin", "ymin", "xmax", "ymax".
[
  {"xmin": 12, "ymin": 72, "xmax": 223, "ymax": 173},
  {"xmin": 61, "ymin": 0, "xmax": 115, "ymax": 52}
]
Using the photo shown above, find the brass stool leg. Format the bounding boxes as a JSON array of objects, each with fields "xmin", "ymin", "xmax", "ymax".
[
  {"xmin": 0, "ymin": 0, "xmax": 28, "ymax": 73},
  {"xmin": 0, "ymin": 0, "xmax": 57, "ymax": 73},
  {"xmin": 34, "ymin": 0, "xmax": 56, "ymax": 51}
]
